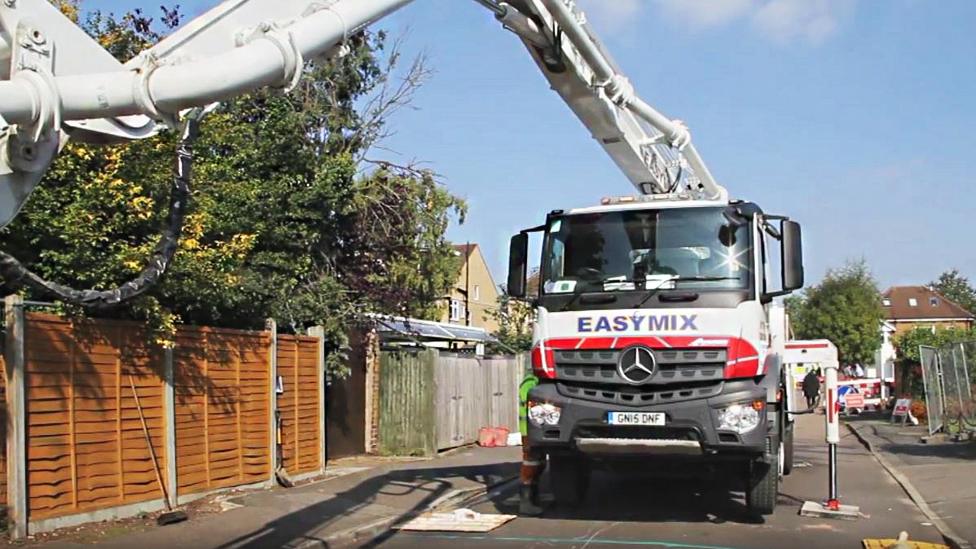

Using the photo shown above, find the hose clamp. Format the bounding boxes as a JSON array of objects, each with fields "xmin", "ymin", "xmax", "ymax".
[
  {"xmin": 237, "ymin": 22, "xmax": 305, "ymax": 93},
  {"xmin": 131, "ymin": 52, "xmax": 179, "ymax": 129}
]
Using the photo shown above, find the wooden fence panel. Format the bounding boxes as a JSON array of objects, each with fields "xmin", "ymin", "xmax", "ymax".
[
  {"xmin": 0, "ymin": 343, "xmax": 6, "ymax": 507},
  {"xmin": 24, "ymin": 314, "xmax": 166, "ymax": 520},
  {"xmin": 378, "ymin": 350, "xmax": 436, "ymax": 456},
  {"xmin": 431, "ymin": 354, "xmax": 521, "ymax": 451},
  {"xmin": 275, "ymin": 334, "xmax": 321, "ymax": 475},
  {"xmin": 434, "ymin": 357, "xmax": 455, "ymax": 450},
  {"xmin": 174, "ymin": 327, "xmax": 271, "ymax": 497}
]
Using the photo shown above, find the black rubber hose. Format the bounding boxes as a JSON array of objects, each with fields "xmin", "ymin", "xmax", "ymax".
[{"xmin": 0, "ymin": 116, "xmax": 200, "ymax": 308}]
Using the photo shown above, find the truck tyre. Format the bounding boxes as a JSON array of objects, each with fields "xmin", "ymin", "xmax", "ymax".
[
  {"xmin": 550, "ymin": 455, "xmax": 589, "ymax": 507},
  {"xmin": 746, "ymin": 450, "xmax": 779, "ymax": 515},
  {"xmin": 782, "ymin": 428, "xmax": 794, "ymax": 476}
]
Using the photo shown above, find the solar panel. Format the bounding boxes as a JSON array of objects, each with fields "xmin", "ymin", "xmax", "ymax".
[{"xmin": 372, "ymin": 315, "xmax": 490, "ymax": 342}]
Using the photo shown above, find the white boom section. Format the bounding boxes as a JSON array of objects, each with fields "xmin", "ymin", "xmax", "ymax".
[
  {"xmin": 0, "ymin": 0, "xmax": 725, "ymax": 229},
  {"xmin": 480, "ymin": 0, "xmax": 723, "ymax": 201}
]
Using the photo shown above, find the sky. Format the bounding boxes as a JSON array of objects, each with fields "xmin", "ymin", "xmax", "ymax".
[{"xmin": 88, "ymin": 0, "xmax": 976, "ymax": 290}]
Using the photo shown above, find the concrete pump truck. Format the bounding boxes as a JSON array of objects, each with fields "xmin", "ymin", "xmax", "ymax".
[{"xmin": 0, "ymin": 0, "xmax": 802, "ymax": 517}]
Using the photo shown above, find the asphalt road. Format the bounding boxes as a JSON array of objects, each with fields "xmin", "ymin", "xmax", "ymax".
[{"xmin": 372, "ymin": 414, "xmax": 947, "ymax": 549}]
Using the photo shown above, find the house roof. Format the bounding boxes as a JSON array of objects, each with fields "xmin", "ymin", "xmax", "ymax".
[
  {"xmin": 882, "ymin": 286, "xmax": 974, "ymax": 321},
  {"xmin": 452, "ymin": 243, "xmax": 476, "ymax": 258},
  {"xmin": 527, "ymin": 270, "xmax": 540, "ymax": 295},
  {"xmin": 450, "ymin": 242, "xmax": 499, "ymax": 296}
]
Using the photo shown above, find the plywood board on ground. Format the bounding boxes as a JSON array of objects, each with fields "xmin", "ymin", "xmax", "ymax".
[{"xmin": 396, "ymin": 509, "xmax": 516, "ymax": 533}]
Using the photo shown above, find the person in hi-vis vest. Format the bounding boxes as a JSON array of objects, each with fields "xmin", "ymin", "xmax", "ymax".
[{"xmin": 519, "ymin": 373, "xmax": 545, "ymax": 515}]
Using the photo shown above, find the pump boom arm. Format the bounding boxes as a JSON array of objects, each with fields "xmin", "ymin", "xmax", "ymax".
[{"xmin": 0, "ymin": 0, "xmax": 725, "ymax": 229}]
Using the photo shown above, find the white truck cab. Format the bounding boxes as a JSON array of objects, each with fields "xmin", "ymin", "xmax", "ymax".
[{"xmin": 508, "ymin": 195, "xmax": 804, "ymax": 515}]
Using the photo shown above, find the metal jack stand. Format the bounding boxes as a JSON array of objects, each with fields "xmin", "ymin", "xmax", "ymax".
[{"xmin": 800, "ymin": 362, "xmax": 861, "ymax": 520}]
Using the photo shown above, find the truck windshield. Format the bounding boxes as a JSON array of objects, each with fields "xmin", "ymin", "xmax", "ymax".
[{"xmin": 543, "ymin": 207, "xmax": 752, "ymax": 293}]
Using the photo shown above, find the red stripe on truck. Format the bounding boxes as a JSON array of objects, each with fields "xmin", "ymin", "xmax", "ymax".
[{"xmin": 537, "ymin": 335, "xmax": 762, "ymax": 379}]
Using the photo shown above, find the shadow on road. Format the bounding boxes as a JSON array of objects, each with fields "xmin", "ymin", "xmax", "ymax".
[
  {"xmin": 212, "ymin": 460, "xmax": 518, "ymax": 549},
  {"xmin": 470, "ymin": 468, "xmax": 774, "ymax": 527}
]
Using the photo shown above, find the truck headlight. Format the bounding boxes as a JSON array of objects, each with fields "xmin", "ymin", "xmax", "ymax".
[
  {"xmin": 528, "ymin": 402, "xmax": 561, "ymax": 426},
  {"xmin": 718, "ymin": 403, "xmax": 760, "ymax": 434}
]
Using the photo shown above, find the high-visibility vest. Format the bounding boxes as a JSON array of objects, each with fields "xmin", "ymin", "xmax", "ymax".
[{"xmin": 518, "ymin": 374, "xmax": 539, "ymax": 436}]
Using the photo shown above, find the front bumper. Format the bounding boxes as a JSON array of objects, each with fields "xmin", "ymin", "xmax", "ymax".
[{"xmin": 527, "ymin": 379, "xmax": 770, "ymax": 458}]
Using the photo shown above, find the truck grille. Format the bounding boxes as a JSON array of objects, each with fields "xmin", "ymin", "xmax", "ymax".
[
  {"xmin": 555, "ymin": 348, "xmax": 727, "ymax": 386},
  {"xmin": 556, "ymin": 380, "xmax": 723, "ymax": 407},
  {"xmin": 574, "ymin": 424, "xmax": 702, "ymax": 442}
]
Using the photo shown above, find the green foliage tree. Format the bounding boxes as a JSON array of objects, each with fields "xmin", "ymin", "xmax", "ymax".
[
  {"xmin": 893, "ymin": 326, "xmax": 976, "ymax": 363},
  {"xmin": 0, "ymin": 4, "xmax": 466, "ymax": 375},
  {"xmin": 891, "ymin": 326, "xmax": 976, "ymax": 398},
  {"xmin": 487, "ymin": 269, "xmax": 539, "ymax": 355},
  {"xmin": 786, "ymin": 260, "xmax": 884, "ymax": 365},
  {"xmin": 930, "ymin": 269, "xmax": 976, "ymax": 315},
  {"xmin": 486, "ymin": 293, "xmax": 534, "ymax": 355}
]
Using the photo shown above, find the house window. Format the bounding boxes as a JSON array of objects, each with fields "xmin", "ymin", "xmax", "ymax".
[
  {"xmin": 474, "ymin": 285, "xmax": 480, "ymax": 302},
  {"xmin": 882, "ymin": 298, "xmax": 891, "ymax": 306},
  {"xmin": 930, "ymin": 297, "xmax": 939, "ymax": 307},
  {"xmin": 450, "ymin": 299, "xmax": 465, "ymax": 322},
  {"xmin": 908, "ymin": 298, "xmax": 918, "ymax": 307}
]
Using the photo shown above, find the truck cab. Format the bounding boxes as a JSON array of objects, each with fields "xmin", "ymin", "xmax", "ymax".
[{"xmin": 507, "ymin": 195, "xmax": 804, "ymax": 515}]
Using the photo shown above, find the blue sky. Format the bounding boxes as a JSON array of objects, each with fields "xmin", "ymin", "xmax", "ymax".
[{"xmin": 89, "ymin": 0, "xmax": 976, "ymax": 290}]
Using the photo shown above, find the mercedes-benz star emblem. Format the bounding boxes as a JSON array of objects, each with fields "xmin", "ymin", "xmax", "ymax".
[{"xmin": 617, "ymin": 345, "xmax": 656, "ymax": 384}]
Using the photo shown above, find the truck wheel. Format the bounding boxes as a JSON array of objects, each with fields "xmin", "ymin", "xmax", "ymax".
[
  {"xmin": 746, "ymin": 451, "xmax": 779, "ymax": 516},
  {"xmin": 550, "ymin": 455, "xmax": 589, "ymax": 507},
  {"xmin": 782, "ymin": 428, "xmax": 794, "ymax": 476}
]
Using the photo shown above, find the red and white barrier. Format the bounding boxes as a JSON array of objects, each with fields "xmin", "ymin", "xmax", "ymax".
[{"xmin": 797, "ymin": 343, "xmax": 861, "ymax": 519}]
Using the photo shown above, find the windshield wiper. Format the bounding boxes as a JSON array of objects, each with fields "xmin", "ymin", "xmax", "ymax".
[
  {"xmin": 632, "ymin": 276, "xmax": 739, "ymax": 308},
  {"xmin": 672, "ymin": 275, "xmax": 741, "ymax": 282}
]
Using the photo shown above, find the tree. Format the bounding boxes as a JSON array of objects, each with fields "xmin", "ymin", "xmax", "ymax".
[
  {"xmin": 786, "ymin": 260, "xmax": 884, "ymax": 365},
  {"xmin": 0, "ymin": 4, "xmax": 466, "ymax": 375},
  {"xmin": 891, "ymin": 325, "xmax": 976, "ymax": 398},
  {"xmin": 487, "ymin": 293, "xmax": 534, "ymax": 355},
  {"xmin": 893, "ymin": 326, "xmax": 976, "ymax": 363},
  {"xmin": 930, "ymin": 269, "xmax": 976, "ymax": 315},
  {"xmin": 487, "ymin": 269, "xmax": 539, "ymax": 355}
]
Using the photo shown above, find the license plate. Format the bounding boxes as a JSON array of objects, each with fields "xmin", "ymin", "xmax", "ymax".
[{"xmin": 607, "ymin": 412, "xmax": 665, "ymax": 426}]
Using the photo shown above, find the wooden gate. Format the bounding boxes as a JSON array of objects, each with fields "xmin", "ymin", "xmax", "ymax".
[
  {"xmin": 485, "ymin": 356, "xmax": 521, "ymax": 434},
  {"xmin": 378, "ymin": 349, "xmax": 436, "ymax": 456},
  {"xmin": 435, "ymin": 354, "xmax": 484, "ymax": 450},
  {"xmin": 276, "ymin": 334, "xmax": 322, "ymax": 475}
]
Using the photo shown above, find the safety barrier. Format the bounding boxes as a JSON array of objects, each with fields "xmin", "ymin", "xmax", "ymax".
[{"xmin": 920, "ymin": 341, "xmax": 976, "ymax": 436}]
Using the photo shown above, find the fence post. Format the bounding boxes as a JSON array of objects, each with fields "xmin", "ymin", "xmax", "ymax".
[
  {"xmin": 267, "ymin": 319, "xmax": 278, "ymax": 482},
  {"xmin": 4, "ymin": 295, "xmax": 27, "ymax": 539},
  {"xmin": 424, "ymin": 348, "xmax": 439, "ymax": 455},
  {"xmin": 306, "ymin": 326, "xmax": 326, "ymax": 472},
  {"xmin": 163, "ymin": 346, "xmax": 177, "ymax": 507}
]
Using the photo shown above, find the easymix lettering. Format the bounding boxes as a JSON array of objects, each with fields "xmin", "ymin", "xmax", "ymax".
[{"xmin": 578, "ymin": 314, "xmax": 698, "ymax": 332}]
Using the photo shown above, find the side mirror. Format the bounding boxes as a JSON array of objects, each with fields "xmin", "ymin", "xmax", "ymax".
[
  {"xmin": 507, "ymin": 233, "xmax": 529, "ymax": 298},
  {"xmin": 782, "ymin": 220, "xmax": 804, "ymax": 291}
]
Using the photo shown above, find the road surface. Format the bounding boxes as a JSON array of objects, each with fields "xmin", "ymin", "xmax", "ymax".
[{"xmin": 372, "ymin": 414, "xmax": 947, "ymax": 549}]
